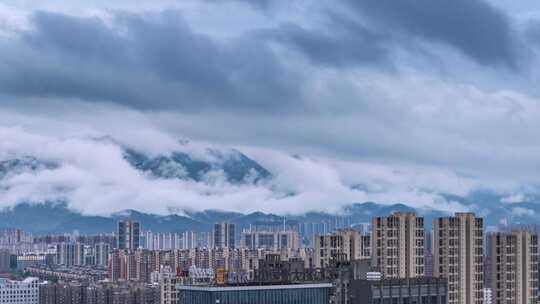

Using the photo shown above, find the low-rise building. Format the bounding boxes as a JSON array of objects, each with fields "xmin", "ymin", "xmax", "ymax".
[
  {"xmin": 15, "ymin": 254, "xmax": 46, "ymax": 270},
  {"xmin": 349, "ymin": 277, "xmax": 448, "ymax": 304},
  {"xmin": 26, "ymin": 264, "xmax": 108, "ymax": 282},
  {"xmin": 176, "ymin": 283, "xmax": 333, "ymax": 304}
]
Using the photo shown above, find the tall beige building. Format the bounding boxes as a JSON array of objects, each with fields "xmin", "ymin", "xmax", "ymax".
[
  {"xmin": 489, "ymin": 230, "xmax": 538, "ymax": 304},
  {"xmin": 371, "ymin": 212, "xmax": 425, "ymax": 278},
  {"xmin": 160, "ymin": 272, "xmax": 181, "ymax": 304},
  {"xmin": 314, "ymin": 228, "xmax": 370, "ymax": 268},
  {"xmin": 433, "ymin": 213, "xmax": 484, "ymax": 304}
]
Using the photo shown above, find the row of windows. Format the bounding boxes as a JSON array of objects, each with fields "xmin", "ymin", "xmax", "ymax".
[
  {"xmin": 0, "ymin": 290, "xmax": 36, "ymax": 294},
  {"xmin": 179, "ymin": 288, "xmax": 330, "ymax": 304},
  {"xmin": 372, "ymin": 295, "xmax": 445, "ymax": 304}
]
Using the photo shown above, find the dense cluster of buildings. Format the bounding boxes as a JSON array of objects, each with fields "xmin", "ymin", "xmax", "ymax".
[{"xmin": 0, "ymin": 212, "xmax": 537, "ymax": 304}]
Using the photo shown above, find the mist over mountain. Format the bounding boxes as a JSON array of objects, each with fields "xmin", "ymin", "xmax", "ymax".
[
  {"xmin": 123, "ymin": 147, "xmax": 271, "ymax": 184},
  {"xmin": 0, "ymin": 157, "xmax": 58, "ymax": 180},
  {"xmin": 0, "ymin": 129, "xmax": 539, "ymax": 228}
]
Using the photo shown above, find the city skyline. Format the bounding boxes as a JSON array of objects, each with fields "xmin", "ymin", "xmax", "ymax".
[{"xmin": 0, "ymin": 210, "xmax": 538, "ymax": 304}]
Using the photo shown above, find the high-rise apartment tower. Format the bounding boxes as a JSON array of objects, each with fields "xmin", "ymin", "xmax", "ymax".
[
  {"xmin": 434, "ymin": 212, "xmax": 484, "ymax": 304},
  {"xmin": 117, "ymin": 220, "xmax": 140, "ymax": 251},
  {"xmin": 371, "ymin": 212, "xmax": 425, "ymax": 278},
  {"xmin": 488, "ymin": 230, "xmax": 538, "ymax": 304}
]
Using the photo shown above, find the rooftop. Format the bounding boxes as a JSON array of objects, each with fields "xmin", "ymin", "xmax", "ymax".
[{"xmin": 176, "ymin": 283, "xmax": 333, "ymax": 292}]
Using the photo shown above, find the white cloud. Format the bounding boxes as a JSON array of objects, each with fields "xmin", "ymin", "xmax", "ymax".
[
  {"xmin": 501, "ymin": 193, "xmax": 526, "ymax": 203},
  {"xmin": 511, "ymin": 207, "xmax": 535, "ymax": 217},
  {"xmin": 0, "ymin": 117, "xmax": 476, "ymax": 216}
]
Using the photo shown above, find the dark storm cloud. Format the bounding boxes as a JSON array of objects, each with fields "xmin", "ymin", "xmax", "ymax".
[
  {"xmin": 0, "ymin": 10, "xmax": 301, "ymax": 112},
  {"xmin": 0, "ymin": 0, "xmax": 532, "ymax": 115},
  {"xmin": 268, "ymin": 17, "xmax": 391, "ymax": 68},
  {"xmin": 250, "ymin": 0, "xmax": 524, "ymax": 70},
  {"xmin": 24, "ymin": 12, "xmax": 127, "ymax": 62},
  {"xmin": 526, "ymin": 21, "xmax": 540, "ymax": 48},
  {"xmin": 221, "ymin": 0, "xmax": 274, "ymax": 10},
  {"xmin": 344, "ymin": 0, "xmax": 522, "ymax": 69}
]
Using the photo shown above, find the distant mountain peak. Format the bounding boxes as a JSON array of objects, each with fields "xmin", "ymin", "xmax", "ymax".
[
  {"xmin": 0, "ymin": 156, "xmax": 58, "ymax": 179},
  {"xmin": 123, "ymin": 146, "xmax": 271, "ymax": 184}
]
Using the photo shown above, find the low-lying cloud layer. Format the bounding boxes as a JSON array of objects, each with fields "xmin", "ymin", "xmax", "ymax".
[
  {"xmin": 0, "ymin": 0, "xmax": 540, "ymax": 216},
  {"xmin": 0, "ymin": 119, "xmax": 476, "ymax": 216}
]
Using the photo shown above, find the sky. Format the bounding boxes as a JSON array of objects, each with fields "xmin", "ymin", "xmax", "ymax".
[{"xmin": 1, "ymin": 0, "xmax": 540, "ymax": 216}]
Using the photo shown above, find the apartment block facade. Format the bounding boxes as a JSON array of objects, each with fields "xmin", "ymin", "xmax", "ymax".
[
  {"xmin": 371, "ymin": 212, "xmax": 425, "ymax": 278},
  {"xmin": 488, "ymin": 230, "xmax": 538, "ymax": 304},
  {"xmin": 314, "ymin": 229, "xmax": 370, "ymax": 268},
  {"xmin": 434, "ymin": 213, "xmax": 484, "ymax": 304}
]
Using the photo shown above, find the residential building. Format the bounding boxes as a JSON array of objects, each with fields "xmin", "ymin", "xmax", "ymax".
[
  {"xmin": 0, "ymin": 249, "xmax": 11, "ymax": 272},
  {"xmin": 160, "ymin": 271, "xmax": 181, "ymax": 304},
  {"xmin": 241, "ymin": 229, "xmax": 300, "ymax": 250},
  {"xmin": 56, "ymin": 242, "xmax": 75, "ymax": 266},
  {"xmin": 0, "ymin": 277, "xmax": 39, "ymax": 304},
  {"xmin": 371, "ymin": 212, "xmax": 425, "ymax": 278},
  {"xmin": 214, "ymin": 222, "xmax": 235, "ymax": 249},
  {"xmin": 314, "ymin": 229, "xmax": 370, "ymax": 268},
  {"xmin": 136, "ymin": 249, "xmax": 151, "ymax": 283},
  {"xmin": 434, "ymin": 213, "xmax": 484, "ymax": 304},
  {"xmin": 39, "ymin": 281, "xmax": 160, "ymax": 304},
  {"xmin": 95, "ymin": 242, "xmax": 110, "ymax": 267},
  {"xmin": 109, "ymin": 249, "xmax": 122, "ymax": 281},
  {"xmin": 425, "ymin": 230, "xmax": 435, "ymax": 277},
  {"xmin": 182, "ymin": 231, "xmax": 198, "ymax": 250},
  {"xmin": 488, "ymin": 230, "xmax": 538, "ymax": 304},
  {"xmin": 118, "ymin": 220, "xmax": 141, "ymax": 251}
]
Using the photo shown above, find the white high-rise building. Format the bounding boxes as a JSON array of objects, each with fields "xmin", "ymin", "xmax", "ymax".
[
  {"xmin": 241, "ymin": 229, "xmax": 300, "ymax": 250},
  {"xmin": 0, "ymin": 277, "xmax": 39, "ymax": 304},
  {"xmin": 56, "ymin": 242, "xmax": 84, "ymax": 266},
  {"xmin": 95, "ymin": 242, "xmax": 110, "ymax": 267},
  {"xmin": 182, "ymin": 231, "xmax": 197, "ymax": 249},
  {"xmin": 144, "ymin": 231, "xmax": 186, "ymax": 250}
]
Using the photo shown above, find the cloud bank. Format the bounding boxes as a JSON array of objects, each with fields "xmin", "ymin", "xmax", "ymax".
[{"xmin": 0, "ymin": 119, "xmax": 473, "ymax": 216}]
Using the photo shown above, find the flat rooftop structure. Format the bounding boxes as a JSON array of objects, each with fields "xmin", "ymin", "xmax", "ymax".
[
  {"xmin": 350, "ymin": 277, "xmax": 448, "ymax": 304},
  {"xmin": 0, "ymin": 277, "xmax": 39, "ymax": 284},
  {"xmin": 176, "ymin": 283, "xmax": 333, "ymax": 304}
]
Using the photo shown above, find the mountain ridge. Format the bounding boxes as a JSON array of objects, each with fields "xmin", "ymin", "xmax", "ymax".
[
  {"xmin": 122, "ymin": 147, "xmax": 271, "ymax": 184},
  {"xmin": 1, "ymin": 141, "xmax": 540, "ymax": 234},
  {"xmin": 1, "ymin": 200, "xmax": 538, "ymax": 235}
]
